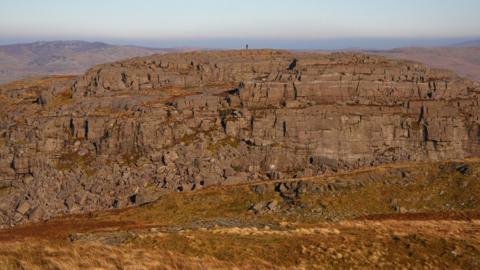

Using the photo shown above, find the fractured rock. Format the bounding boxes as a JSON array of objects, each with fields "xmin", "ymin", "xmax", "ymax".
[
  {"xmin": 0, "ymin": 50, "xmax": 479, "ymax": 226},
  {"xmin": 16, "ymin": 201, "xmax": 32, "ymax": 215}
]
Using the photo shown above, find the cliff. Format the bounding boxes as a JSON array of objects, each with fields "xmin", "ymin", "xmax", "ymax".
[{"xmin": 0, "ymin": 50, "xmax": 479, "ymax": 226}]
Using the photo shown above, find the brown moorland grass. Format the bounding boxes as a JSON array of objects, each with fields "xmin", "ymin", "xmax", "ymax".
[{"xmin": 0, "ymin": 159, "xmax": 479, "ymax": 269}]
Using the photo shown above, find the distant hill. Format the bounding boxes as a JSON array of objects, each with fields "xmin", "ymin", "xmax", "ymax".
[
  {"xmin": 367, "ymin": 45, "xmax": 480, "ymax": 81},
  {"xmin": 3, "ymin": 40, "xmax": 480, "ymax": 84},
  {"xmin": 0, "ymin": 41, "xmax": 178, "ymax": 84},
  {"xmin": 451, "ymin": 40, "xmax": 480, "ymax": 47}
]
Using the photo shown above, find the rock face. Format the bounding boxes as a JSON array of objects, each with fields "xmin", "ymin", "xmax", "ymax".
[{"xmin": 0, "ymin": 50, "xmax": 479, "ymax": 226}]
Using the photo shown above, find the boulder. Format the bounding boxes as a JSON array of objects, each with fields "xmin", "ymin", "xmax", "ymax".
[
  {"xmin": 16, "ymin": 201, "xmax": 32, "ymax": 215},
  {"xmin": 456, "ymin": 164, "xmax": 471, "ymax": 175},
  {"xmin": 12, "ymin": 158, "xmax": 29, "ymax": 174},
  {"xmin": 29, "ymin": 207, "xmax": 45, "ymax": 222}
]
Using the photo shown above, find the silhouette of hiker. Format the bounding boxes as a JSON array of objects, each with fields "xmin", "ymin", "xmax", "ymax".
[{"xmin": 246, "ymin": 44, "xmax": 249, "ymax": 50}]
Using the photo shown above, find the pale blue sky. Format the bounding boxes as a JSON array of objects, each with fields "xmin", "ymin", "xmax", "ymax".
[{"xmin": 0, "ymin": 0, "xmax": 479, "ymax": 49}]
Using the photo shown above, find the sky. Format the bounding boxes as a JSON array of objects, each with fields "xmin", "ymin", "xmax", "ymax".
[{"xmin": 0, "ymin": 0, "xmax": 479, "ymax": 49}]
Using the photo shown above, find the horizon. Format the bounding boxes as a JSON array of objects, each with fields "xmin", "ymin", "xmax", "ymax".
[
  {"xmin": 1, "ymin": 0, "xmax": 480, "ymax": 50},
  {"xmin": 1, "ymin": 37, "xmax": 480, "ymax": 50}
]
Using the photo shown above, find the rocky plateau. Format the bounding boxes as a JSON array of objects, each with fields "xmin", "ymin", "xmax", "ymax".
[{"xmin": 0, "ymin": 49, "xmax": 479, "ymax": 227}]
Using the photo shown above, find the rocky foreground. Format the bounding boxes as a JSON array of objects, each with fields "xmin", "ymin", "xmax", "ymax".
[
  {"xmin": 0, "ymin": 50, "xmax": 479, "ymax": 226},
  {"xmin": 0, "ymin": 160, "xmax": 479, "ymax": 269}
]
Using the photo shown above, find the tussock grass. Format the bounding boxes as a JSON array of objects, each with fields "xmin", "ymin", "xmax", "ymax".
[{"xmin": 0, "ymin": 159, "xmax": 479, "ymax": 269}]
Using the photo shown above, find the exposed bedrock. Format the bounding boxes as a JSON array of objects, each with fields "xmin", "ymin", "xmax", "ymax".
[{"xmin": 0, "ymin": 50, "xmax": 479, "ymax": 226}]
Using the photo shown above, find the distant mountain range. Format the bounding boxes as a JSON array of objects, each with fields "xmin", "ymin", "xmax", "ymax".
[
  {"xmin": 367, "ymin": 45, "xmax": 480, "ymax": 81},
  {"xmin": 0, "ymin": 41, "xmax": 181, "ymax": 84},
  {"xmin": 1, "ymin": 40, "xmax": 479, "ymax": 84}
]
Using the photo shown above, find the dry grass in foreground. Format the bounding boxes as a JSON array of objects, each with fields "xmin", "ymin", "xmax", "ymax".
[{"xmin": 0, "ymin": 159, "xmax": 479, "ymax": 269}]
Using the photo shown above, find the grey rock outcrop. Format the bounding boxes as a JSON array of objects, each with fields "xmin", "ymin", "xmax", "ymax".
[{"xmin": 0, "ymin": 50, "xmax": 479, "ymax": 226}]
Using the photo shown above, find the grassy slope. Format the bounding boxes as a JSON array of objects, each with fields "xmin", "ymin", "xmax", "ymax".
[{"xmin": 0, "ymin": 159, "xmax": 479, "ymax": 269}]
